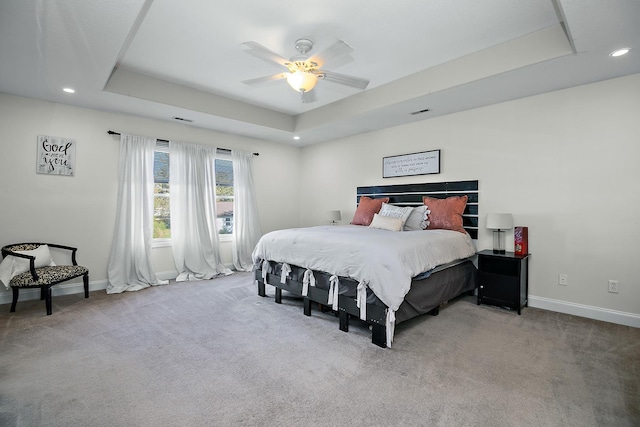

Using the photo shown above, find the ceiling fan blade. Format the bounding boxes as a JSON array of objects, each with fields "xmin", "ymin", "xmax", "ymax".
[
  {"xmin": 309, "ymin": 40, "xmax": 354, "ymax": 68},
  {"xmin": 241, "ymin": 41, "xmax": 290, "ymax": 67},
  {"xmin": 301, "ymin": 90, "xmax": 316, "ymax": 103},
  {"xmin": 320, "ymin": 70, "xmax": 369, "ymax": 90},
  {"xmin": 242, "ymin": 73, "xmax": 288, "ymax": 86}
]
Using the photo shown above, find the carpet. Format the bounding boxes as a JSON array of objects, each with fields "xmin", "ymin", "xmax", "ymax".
[{"xmin": 0, "ymin": 272, "xmax": 638, "ymax": 426}]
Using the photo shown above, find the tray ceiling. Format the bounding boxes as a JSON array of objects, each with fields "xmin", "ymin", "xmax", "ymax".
[{"xmin": 1, "ymin": 0, "xmax": 638, "ymax": 145}]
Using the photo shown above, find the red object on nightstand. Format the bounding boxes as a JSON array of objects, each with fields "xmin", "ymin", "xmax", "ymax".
[{"xmin": 514, "ymin": 226, "xmax": 528, "ymax": 256}]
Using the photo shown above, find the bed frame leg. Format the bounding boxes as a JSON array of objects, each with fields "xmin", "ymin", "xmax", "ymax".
[
  {"xmin": 275, "ymin": 287, "xmax": 282, "ymax": 304},
  {"xmin": 339, "ymin": 310, "xmax": 349, "ymax": 332},
  {"xmin": 303, "ymin": 298, "xmax": 311, "ymax": 316},
  {"xmin": 371, "ymin": 324, "xmax": 387, "ymax": 348},
  {"xmin": 430, "ymin": 306, "xmax": 440, "ymax": 316},
  {"xmin": 257, "ymin": 279, "xmax": 266, "ymax": 297}
]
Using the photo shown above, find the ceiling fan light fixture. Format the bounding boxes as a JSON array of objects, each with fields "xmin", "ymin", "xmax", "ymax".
[{"xmin": 286, "ymin": 71, "xmax": 318, "ymax": 92}]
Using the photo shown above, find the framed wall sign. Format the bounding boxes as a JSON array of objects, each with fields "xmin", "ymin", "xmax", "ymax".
[
  {"xmin": 382, "ymin": 149, "xmax": 440, "ymax": 178},
  {"xmin": 36, "ymin": 135, "xmax": 76, "ymax": 176}
]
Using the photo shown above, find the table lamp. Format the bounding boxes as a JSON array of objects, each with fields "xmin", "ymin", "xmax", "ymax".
[
  {"xmin": 486, "ymin": 213, "xmax": 513, "ymax": 254},
  {"xmin": 328, "ymin": 210, "xmax": 341, "ymax": 225}
]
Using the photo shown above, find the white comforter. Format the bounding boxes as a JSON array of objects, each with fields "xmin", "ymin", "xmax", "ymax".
[{"xmin": 252, "ymin": 225, "xmax": 477, "ymax": 312}]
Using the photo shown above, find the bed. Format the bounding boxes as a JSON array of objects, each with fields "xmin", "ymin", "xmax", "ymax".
[{"xmin": 252, "ymin": 180, "xmax": 479, "ymax": 347}]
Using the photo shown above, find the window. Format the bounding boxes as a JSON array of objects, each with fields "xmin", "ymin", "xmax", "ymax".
[
  {"xmin": 153, "ymin": 148, "xmax": 171, "ymax": 239},
  {"xmin": 152, "ymin": 146, "xmax": 234, "ymax": 240},
  {"xmin": 215, "ymin": 157, "xmax": 234, "ymax": 235}
]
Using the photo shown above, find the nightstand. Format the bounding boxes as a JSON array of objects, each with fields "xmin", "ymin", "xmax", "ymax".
[{"xmin": 477, "ymin": 250, "xmax": 530, "ymax": 315}]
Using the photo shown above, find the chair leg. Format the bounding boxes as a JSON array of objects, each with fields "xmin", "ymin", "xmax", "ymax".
[
  {"xmin": 10, "ymin": 287, "xmax": 18, "ymax": 312},
  {"xmin": 44, "ymin": 286, "xmax": 53, "ymax": 315},
  {"xmin": 40, "ymin": 286, "xmax": 46, "ymax": 300},
  {"xmin": 83, "ymin": 273, "xmax": 89, "ymax": 298}
]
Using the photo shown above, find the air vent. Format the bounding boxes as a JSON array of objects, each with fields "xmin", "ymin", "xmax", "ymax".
[
  {"xmin": 410, "ymin": 108, "xmax": 431, "ymax": 115},
  {"xmin": 172, "ymin": 117, "xmax": 193, "ymax": 122}
]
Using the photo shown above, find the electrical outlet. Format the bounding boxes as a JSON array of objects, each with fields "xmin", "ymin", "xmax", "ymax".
[
  {"xmin": 608, "ymin": 280, "xmax": 619, "ymax": 293},
  {"xmin": 558, "ymin": 274, "xmax": 568, "ymax": 286}
]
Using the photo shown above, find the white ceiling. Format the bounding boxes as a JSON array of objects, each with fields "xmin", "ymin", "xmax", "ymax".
[{"xmin": 1, "ymin": 0, "xmax": 639, "ymax": 146}]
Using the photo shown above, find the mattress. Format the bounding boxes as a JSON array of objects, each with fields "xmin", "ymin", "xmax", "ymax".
[{"xmin": 252, "ymin": 224, "xmax": 477, "ymax": 312}]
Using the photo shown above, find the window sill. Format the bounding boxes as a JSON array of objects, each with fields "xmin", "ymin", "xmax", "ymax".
[
  {"xmin": 152, "ymin": 235, "xmax": 233, "ymax": 247},
  {"xmin": 152, "ymin": 239, "xmax": 172, "ymax": 248}
]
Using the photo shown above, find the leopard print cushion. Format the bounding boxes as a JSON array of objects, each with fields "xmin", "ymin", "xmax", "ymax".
[
  {"xmin": 4, "ymin": 244, "xmax": 41, "ymax": 252},
  {"xmin": 9, "ymin": 265, "xmax": 88, "ymax": 287}
]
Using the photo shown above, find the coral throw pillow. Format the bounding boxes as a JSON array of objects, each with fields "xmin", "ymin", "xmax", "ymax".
[
  {"xmin": 351, "ymin": 196, "xmax": 390, "ymax": 226},
  {"xmin": 422, "ymin": 195, "xmax": 468, "ymax": 234}
]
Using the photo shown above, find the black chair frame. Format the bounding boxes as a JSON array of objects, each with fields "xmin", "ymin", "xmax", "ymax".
[{"xmin": 1, "ymin": 243, "xmax": 89, "ymax": 315}]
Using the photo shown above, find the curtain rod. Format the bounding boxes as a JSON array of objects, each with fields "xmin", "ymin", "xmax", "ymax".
[{"xmin": 107, "ymin": 130, "xmax": 259, "ymax": 156}]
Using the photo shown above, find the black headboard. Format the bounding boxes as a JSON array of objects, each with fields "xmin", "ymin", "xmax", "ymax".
[{"xmin": 356, "ymin": 180, "xmax": 479, "ymax": 239}]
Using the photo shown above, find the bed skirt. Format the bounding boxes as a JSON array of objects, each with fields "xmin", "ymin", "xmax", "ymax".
[{"xmin": 254, "ymin": 260, "xmax": 477, "ymax": 348}]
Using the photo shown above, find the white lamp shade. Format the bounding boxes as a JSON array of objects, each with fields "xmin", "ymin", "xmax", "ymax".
[
  {"xmin": 486, "ymin": 213, "xmax": 513, "ymax": 230},
  {"xmin": 286, "ymin": 71, "xmax": 318, "ymax": 92},
  {"xmin": 328, "ymin": 210, "xmax": 342, "ymax": 221}
]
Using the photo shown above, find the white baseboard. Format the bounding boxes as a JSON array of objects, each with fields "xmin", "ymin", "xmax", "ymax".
[
  {"xmin": 0, "ymin": 270, "xmax": 178, "ymax": 306},
  {"xmin": 528, "ymin": 295, "xmax": 640, "ymax": 328}
]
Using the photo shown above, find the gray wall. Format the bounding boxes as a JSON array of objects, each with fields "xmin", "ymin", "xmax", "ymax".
[
  {"xmin": 1, "ymin": 72, "xmax": 638, "ymax": 326},
  {"xmin": 0, "ymin": 93, "xmax": 301, "ymax": 294},
  {"xmin": 298, "ymin": 73, "xmax": 640, "ymax": 325}
]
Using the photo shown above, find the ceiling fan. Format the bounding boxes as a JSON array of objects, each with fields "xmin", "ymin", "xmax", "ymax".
[{"xmin": 241, "ymin": 38, "xmax": 370, "ymax": 103}]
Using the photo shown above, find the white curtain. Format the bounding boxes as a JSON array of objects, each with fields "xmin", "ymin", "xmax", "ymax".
[
  {"xmin": 231, "ymin": 150, "xmax": 262, "ymax": 271},
  {"xmin": 170, "ymin": 141, "xmax": 232, "ymax": 281},
  {"xmin": 107, "ymin": 134, "xmax": 167, "ymax": 294}
]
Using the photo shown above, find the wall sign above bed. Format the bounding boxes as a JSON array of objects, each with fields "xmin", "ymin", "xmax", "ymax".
[{"xmin": 382, "ymin": 149, "xmax": 440, "ymax": 178}]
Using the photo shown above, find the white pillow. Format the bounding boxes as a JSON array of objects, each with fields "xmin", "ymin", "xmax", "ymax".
[
  {"xmin": 404, "ymin": 205, "xmax": 430, "ymax": 231},
  {"xmin": 15, "ymin": 245, "xmax": 57, "ymax": 274},
  {"xmin": 378, "ymin": 203, "xmax": 413, "ymax": 228},
  {"xmin": 369, "ymin": 213, "xmax": 404, "ymax": 231}
]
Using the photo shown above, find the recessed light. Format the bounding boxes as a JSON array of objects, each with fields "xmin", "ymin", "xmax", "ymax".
[
  {"xmin": 293, "ymin": 136, "xmax": 300, "ymax": 140},
  {"xmin": 63, "ymin": 87, "xmax": 75, "ymax": 93},
  {"xmin": 610, "ymin": 48, "xmax": 630, "ymax": 57}
]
